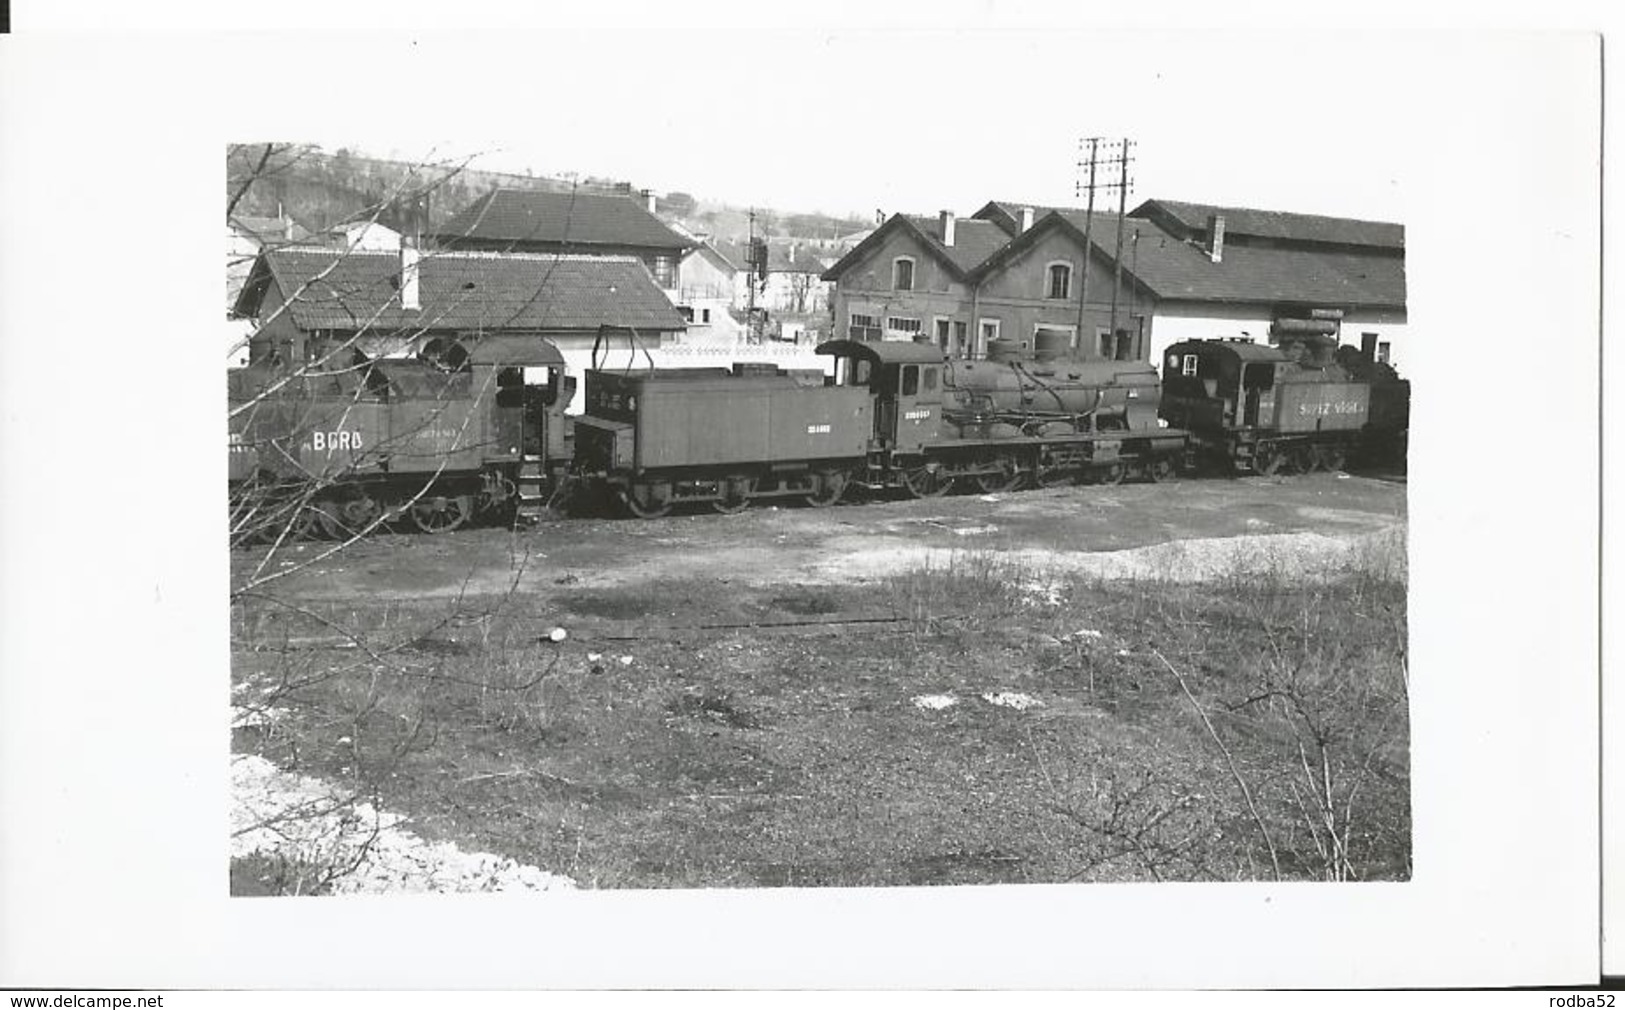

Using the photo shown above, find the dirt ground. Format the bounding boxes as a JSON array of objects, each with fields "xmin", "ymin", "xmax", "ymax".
[
  {"xmin": 230, "ymin": 471, "xmax": 1410, "ymax": 891},
  {"xmin": 242, "ymin": 471, "xmax": 1406, "ymax": 603}
]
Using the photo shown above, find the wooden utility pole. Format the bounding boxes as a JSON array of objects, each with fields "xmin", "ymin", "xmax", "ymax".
[
  {"xmin": 1107, "ymin": 137, "xmax": 1135, "ymax": 358},
  {"xmin": 1074, "ymin": 137, "xmax": 1100, "ymax": 346}
]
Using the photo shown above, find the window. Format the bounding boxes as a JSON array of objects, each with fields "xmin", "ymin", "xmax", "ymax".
[
  {"xmin": 1047, "ymin": 262, "xmax": 1072, "ymax": 300},
  {"xmin": 887, "ymin": 316, "xmax": 922, "ymax": 336},
  {"xmin": 922, "ymin": 366, "xmax": 938, "ymax": 392},
  {"xmin": 1182, "ymin": 354, "xmax": 1199, "ymax": 377},
  {"xmin": 850, "ymin": 313, "xmax": 882, "ymax": 340},
  {"xmin": 651, "ymin": 256, "xmax": 675, "ymax": 288},
  {"xmin": 1097, "ymin": 328, "xmax": 1135, "ymax": 360},
  {"xmin": 1377, "ymin": 341, "xmax": 1392, "ymax": 364},
  {"xmin": 934, "ymin": 318, "xmax": 951, "ymax": 348},
  {"xmin": 902, "ymin": 365, "xmax": 919, "ymax": 396},
  {"xmin": 893, "ymin": 257, "xmax": 915, "ymax": 291},
  {"xmin": 701, "ymin": 308, "xmax": 711, "ymax": 324},
  {"xmin": 954, "ymin": 321, "xmax": 967, "ymax": 350},
  {"xmin": 677, "ymin": 306, "xmax": 695, "ymax": 322},
  {"xmin": 978, "ymin": 318, "xmax": 1001, "ymax": 356}
]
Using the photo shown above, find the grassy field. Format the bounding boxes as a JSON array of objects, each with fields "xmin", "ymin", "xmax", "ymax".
[{"xmin": 231, "ymin": 543, "xmax": 1410, "ymax": 892}]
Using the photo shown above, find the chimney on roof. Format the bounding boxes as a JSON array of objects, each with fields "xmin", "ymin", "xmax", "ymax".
[
  {"xmin": 939, "ymin": 210, "xmax": 956, "ymax": 247},
  {"xmin": 1020, "ymin": 207, "xmax": 1035, "ymax": 232},
  {"xmin": 1207, "ymin": 214, "xmax": 1226, "ymax": 263},
  {"xmin": 400, "ymin": 238, "xmax": 421, "ymax": 312},
  {"xmin": 643, "ymin": 189, "xmax": 658, "ymax": 215},
  {"xmin": 283, "ymin": 216, "xmax": 293, "ymax": 241},
  {"xmin": 789, "ymin": 242, "xmax": 798, "ymax": 263}
]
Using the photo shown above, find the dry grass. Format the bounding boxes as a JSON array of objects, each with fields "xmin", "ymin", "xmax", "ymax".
[{"xmin": 231, "ymin": 542, "xmax": 1409, "ymax": 890}]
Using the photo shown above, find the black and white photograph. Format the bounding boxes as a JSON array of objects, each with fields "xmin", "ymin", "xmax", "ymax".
[
  {"xmin": 0, "ymin": 6, "xmax": 1608, "ymax": 992},
  {"xmin": 225, "ymin": 140, "xmax": 1413, "ymax": 893}
]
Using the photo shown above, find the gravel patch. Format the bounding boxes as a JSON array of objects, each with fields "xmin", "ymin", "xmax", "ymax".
[
  {"xmin": 231, "ymin": 754, "xmax": 576, "ymax": 893},
  {"xmin": 811, "ymin": 527, "xmax": 1405, "ymax": 585}
]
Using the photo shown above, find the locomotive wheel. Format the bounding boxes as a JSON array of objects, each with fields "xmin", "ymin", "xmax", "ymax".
[
  {"xmin": 1320, "ymin": 445, "xmax": 1348, "ymax": 472},
  {"xmin": 1287, "ymin": 446, "xmax": 1316, "ymax": 475},
  {"xmin": 409, "ymin": 494, "xmax": 473, "ymax": 534},
  {"xmin": 803, "ymin": 469, "xmax": 848, "ymax": 508},
  {"xmin": 1036, "ymin": 463, "xmax": 1076, "ymax": 488},
  {"xmin": 1252, "ymin": 443, "xmax": 1282, "ymax": 476},
  {"xmin": 1095, "ymin": 463, "xmax": 1127, "ymax": 486},
  {"xmin": 1144, "ymin": 457, "xmax": 1176, "ymax": 483},
  {"xmin": 621, "ymin": 485, "xmax": 673, "ymax": 520},
  {"xmin": 971, "ymin": 456, "xmax": 1024, "ymax": 493},
  {"xmin": 903, "ymin": 464, "xmax": 953, "ymax": 499},
  {"xmin": 315, "ymin": 493, "xmax": 382, "ymax": 540},
  {"xmin": 711, "ymin": 476, "xmax": 755, "ymax": 515}
]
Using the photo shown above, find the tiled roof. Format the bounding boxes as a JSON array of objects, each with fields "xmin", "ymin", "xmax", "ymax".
[
  {"xmin": 820, "ymin": 213, "xmax": 1011, "ymax": 282},
  {"xmin": 902, "ymin": 216, "xmax": 1009, "ymax": 274},
  {"xmin": 433, "ymin": 188, "xmax": 692, "ymax": 251},
  {"xmin": 1132, "ymin": 199, "xmax": 1404, "ymax": 250},
  {"xmin": 974, "ymin": 200, "xmax": 1077, "ymax": 235},
  {"xmin": 236, "ymin": 248, "xmax": 687, "ymax": 332},
  {"xmin": 1049, "ymin": 210, "xmax": 1405, "ymax": 308}
]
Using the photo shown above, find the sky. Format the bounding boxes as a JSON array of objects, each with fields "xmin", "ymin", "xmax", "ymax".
[{"xmin": 275, "ymin": 28, "xmax": 1451, "ymax": 225}]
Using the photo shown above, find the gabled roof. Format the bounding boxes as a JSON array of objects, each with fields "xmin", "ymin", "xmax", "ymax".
[
  {"xmin": 433, "ymin": 188, "xmax": 692, "ymax": 251},
  {"xmin": 685, "ymin": 242, "xmax": 739, "ymax": 275},
  {"xmin": 1132, "ymin": 198, "xmax": 1404, "ymax": 250},
  {"xmin": 233, "ymin": 248, "xmax": 687, "ymax": 332},
  {"xmin": 820, "ymin": 213, "xmax": 1009, "ymax": 282},
  {"xmin": 968, "ymin": 209, "xmax": 1405, "ymax": 309},
  {"xmin": 1050, "ymin": 209, "xmax": 1405, "ymax": 308},
  {"xmin": 765, "ymin": 243, "xmax": 830, "ymax": 275},
  {"xmin": 972, "ymin": 200, "xmax": 1077, "ymax": 236}
]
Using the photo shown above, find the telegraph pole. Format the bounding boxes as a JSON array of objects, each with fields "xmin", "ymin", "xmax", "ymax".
[
  {"xmin": 1073, "ymin": 137, "xmax": 1099, "ymax": 346},
  {"xmin": 746, "ymin": 208, "xmax": 759, "ymax": 345},
  {"xmin": 1076, "ymin": 137, "xmax": 1134, "ymax": 357},
  {"xmin": 1107, "ymin": 137, "xmax": 1135, "ymax": 357}
]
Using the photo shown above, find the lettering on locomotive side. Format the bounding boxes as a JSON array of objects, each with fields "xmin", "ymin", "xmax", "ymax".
[
  {"xmin": 806, "ymin": 423, "xmax": 832, "ymax": 435},
  {"xmin": 310, "ymin": 430, "xmax": 363, "ymax": 451},
  {"xmin": 903, "ymin": 409, "xmax": 932, "ymax": 421},
  {"xmin": 1296, "ymin": 401, "xmax": 1365, "ymax": 417}
]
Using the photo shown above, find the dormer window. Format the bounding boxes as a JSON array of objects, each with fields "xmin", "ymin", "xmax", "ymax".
[
  {"xmin": 1047, "ymin": 262, "xmax": 1072, "ymax": 300},
  {"xmin": 893, "ymin": 257, "xmax": 915, "ymax": 291}
]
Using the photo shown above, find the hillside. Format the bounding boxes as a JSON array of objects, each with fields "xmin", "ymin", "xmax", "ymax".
[{"xmin": 225, "ymin": 143, "xmax": 867, "ymax": 243}]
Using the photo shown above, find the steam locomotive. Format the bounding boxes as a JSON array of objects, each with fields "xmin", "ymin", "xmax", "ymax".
[{"xmin": 228, "ymin": 327, "xmax": 1407, "ymax": 541}]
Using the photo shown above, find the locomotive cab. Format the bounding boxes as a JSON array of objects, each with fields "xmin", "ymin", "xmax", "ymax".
[{"xmin": 816, "ymin": 339, "xmax": 947, "ymax": 452}]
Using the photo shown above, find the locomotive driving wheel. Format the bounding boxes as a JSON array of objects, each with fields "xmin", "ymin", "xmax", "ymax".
[
  {"xmin": 1144, "ymin": 456, "xmax": 1176, "ymax": 483},
  {"xmin": 315, "ymin": 492, "xmax": 383, "ymax": 540},
  {"xmin": 1036, "ymin": 462, "xmax": 1076, "ymax": 488},
  {"xmin": 621, "ymin": 483, "xmax": 673, "ymax": 520},
  {"xmin": 711, "ymin": 476, "xmax": 756, "ymax": 515},
  {"xmin": 1251, "ymin": 443, "xmax": 1282, "ymax": 476},
  {"xmin": 409, "ymin": 494, "xmax": 473, "ymax": 534},
  {"xmin": 1093, "ymin": 462, "xmax": 1127, "ymax": 486},
  {"xmin": 803, "ymin": 469, "xmax": 848, "ymax": 508},
  {"xmin": 1319, "ymin": 445, "xmax": 1348, "ymax": 472},
  {"xmin": 971, "ymin": 455, "xmax": 1024, "ymax": 493},
  {"xmin": 903, "ymin": 464, "xmax": 953, "ymax": 499}
]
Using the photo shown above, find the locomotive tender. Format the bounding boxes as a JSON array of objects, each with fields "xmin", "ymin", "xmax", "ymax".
[{"xmin": 228, "ymin": 335, "xmax": 574, "ymax": 541}]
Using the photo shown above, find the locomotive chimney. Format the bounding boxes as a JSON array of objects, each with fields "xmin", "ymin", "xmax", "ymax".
[
  {"xmin": 1020, "ymin": 206, "xmax": 1035, "ymax": 232},
  {"xmin": 939, "ymin": 210, "xmax": 956, "ymax": 247},
  {"xmin": 1207, "ymin": 214, "xmax": 1226, "ymax": 263},
  {"xmin": 400, "ymin": 238, "xmax": 421, "ymax": 312}
]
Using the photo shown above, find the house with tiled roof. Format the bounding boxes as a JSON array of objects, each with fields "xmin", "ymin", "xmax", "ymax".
[
  {"xmin": 819, "ymin": 211, "xmax": 1012, "ymax": 353},
  {"xmin": 433, "ymin": 188, "xmax": 693, "ymax": 293},
  {"xmin": 231, "ymin": 245, "xmax": 686, "ymax": 369}
]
